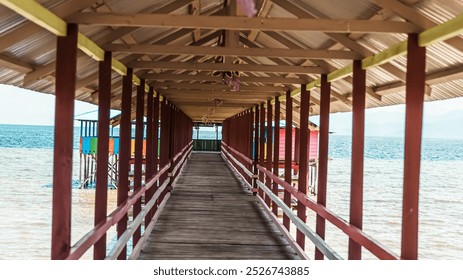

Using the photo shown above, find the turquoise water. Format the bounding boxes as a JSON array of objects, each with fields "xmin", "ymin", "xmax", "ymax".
[{"xmin": 0, "ymin": 124, "xmax": 462, "ymax": 259}]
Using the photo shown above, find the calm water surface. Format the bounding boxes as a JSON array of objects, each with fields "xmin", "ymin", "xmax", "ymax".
[{"xmin": 0, "ymin": 125, "xmax": 462, "ymax": 259}]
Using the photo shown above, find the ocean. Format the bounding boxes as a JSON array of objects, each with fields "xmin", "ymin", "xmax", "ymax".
[{"xmin": 0, "ymin": 124, "xmax": 462, "ymax": 260}]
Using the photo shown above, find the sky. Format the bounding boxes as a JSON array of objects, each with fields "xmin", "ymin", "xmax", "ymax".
[{"xmin": 1, "ymin": 84, "xmax": 462, "ymax": 138}]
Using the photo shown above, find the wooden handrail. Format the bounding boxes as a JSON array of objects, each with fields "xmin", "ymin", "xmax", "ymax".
[
  {"xmin": 66, "ymin": 142, "xmax": 192, "ymax": 260},
  {"xmin": 221, "ymin": 145, "xmax": 399, "ymax": 260},
  {"xmin": 106, "ymin": 179, "xmax": 170, "ymax": 259},
  {"xmin": 256, "ymin": 164, "xmax": 399, "ymax": 260}
]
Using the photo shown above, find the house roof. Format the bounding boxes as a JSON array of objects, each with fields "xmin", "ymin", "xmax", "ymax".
[{"xmin": 0, "ymin": 0, "xmax": 462, "ymax": 127}]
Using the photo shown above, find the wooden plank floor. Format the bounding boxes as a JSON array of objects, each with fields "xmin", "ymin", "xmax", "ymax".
[{"xmin": 138, "ymin": 152, "xmax": 299, "ymax": 260}]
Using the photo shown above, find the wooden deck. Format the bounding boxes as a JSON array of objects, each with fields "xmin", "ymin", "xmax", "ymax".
[{"xmin": 138, "ymin": 152, "xmax": 299, "ymax": 260}]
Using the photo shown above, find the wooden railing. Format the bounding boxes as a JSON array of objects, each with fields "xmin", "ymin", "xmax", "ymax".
[
  {"xmin": 66, "ymin": 141, "xmax": 193, "ymax": 260},
  {"xmin": 221, "ymin": 142, "xmax": 399, "ymax": 260}
]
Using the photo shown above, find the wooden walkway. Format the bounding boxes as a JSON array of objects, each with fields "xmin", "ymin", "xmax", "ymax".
[{"xmin": 138, "ymin": 152, "xmax": 299, "ymax": 260}]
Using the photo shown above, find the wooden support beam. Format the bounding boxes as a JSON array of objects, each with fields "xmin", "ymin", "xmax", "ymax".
[
  {"xmin": 69, "ymin": 13, "xmax": 419, "ymax": 33},
  {"xmin": 259, "ymin": 103, "xmax": 266, "ymax": 199},
  {"xmin": 0, "ymin": 0, "xmax": 98, "ymax": 51},
  {"xmin": 296, "ymin": 84, "xmax": 309, "ymax": 250},
  {"xmin": 0, "ymin": 0, "xmax": 149, "ymax": 92},
  {"xmin": 130, "ymin": 61, "xmax": 324, "ymax": 74},
  {"xmin": 133, "ymin": 79, "xmax": 145, "ymax": 249},
  {"xmin": 247, "ymin": 0, "xmax": 273, "ymax": 41},
  {"xmin": 265, "ymin": 99, "xmax": 273, "ymax": 207},
  {"xmin": 371, "ymin": 0, "xmax": 463, "ymax": 51},
  {"xmin": 252, "ymin": 106, "xmax": 259, "ymax": 195},
  {"xmin": 283, "ymin": 90, "xmax": 292, "ymax": 231},
  {"xmin": 145, "ymin": 73, "xmax": 306, "ymax": 84},
  {"xmin": 117, "ymin": 68, "xmax": 133, "ymax": 260},
  {"xmin": 153, "ymin": 82, "xmax": 285, "ymax": 92},
  {"xmin": 22, "ymin": 2, "xmax": 193, "ymax": 87},
  {"xmin": 51, "ymin": 23, "xmax": 78, "ymax": 260},
  {"xmin": 348, "ymin": 60, "xmax": 366, "ymax": 260},
  {"xmin": 0, "ymin": 0, "xmax": 67, "ymax": 36},
  {"xmin": 106, "ymin": 43, "xmax": 360, "ymax": 60},
  {"xmin": 375, "ymin": 64, "xmax": 463, "ymax": 95},
  {"xmin": 158, "ymin": 89, "xmax": 277, "ymax": 98},
  {"xmin": 270, "ymin": 0, "xmax": 407, "ymax": 81},
  {"xmin": 94, "ymin": 51, "xmax": 112, "ymax": 260},
  {"xmin": 272, "ymin": 98, "xmax": 280, "ymax": 216},
  {"xmin": 0, "ymin": 53, "xmax": 34, "ymax": 73},
  {"xmin": 315, "ymin": 74, "xmax": 330, "ymax": 260},
  {"xmin": 401, "ymin": 33, "xmax": 426, "ymax": 260}
]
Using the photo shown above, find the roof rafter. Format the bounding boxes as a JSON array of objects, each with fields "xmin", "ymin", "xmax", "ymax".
[
  {"xmin": 129, "ymin": 61, "xmax": 325, "ymax": 74},
  {"xmin": 143, "ymin": 73, "xmax": 305, "ymax": 85},
  {"xmin": 105, "ymin": 43, "xmax": 361, "ymax": 60},
  {"xmin": 68, "ymin": 13, "xmax": 420, "ymax": 33}
]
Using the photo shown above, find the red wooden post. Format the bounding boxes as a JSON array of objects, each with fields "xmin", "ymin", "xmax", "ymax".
[
  {"xmin": 315, "ymin": 74, "xmax": 330, "ymax": 260},
  {"xmin": 259, "ymin": 104, "xmax": 265, "ymax": 198},
  {"xmin": 297, "ymin": 84, "xmax": 309, "ymax": 250},
  {"xmin": 117, "ymin": 68, "xmax": 133, "ymax": 260},
  {"xmin": 51, "ymin": 24, "xmax": 78, "ymax": 260},
  {"xmin": 401, "ymin": 33, "xmax": 426, "ymax": 260},
  {"xmin": 272, "ymin": 98, "xmax": 280, "ymax": 216},
  {"xmin": 284, "ymin": 90, "xmax": 292, "ymax": 230},
  {"xmin": 133, "ymin": 79, "xmax": 145, "ymax": 248},
  {"xmin": 151, "ymin": 92, "xmax": 160, "ymax": 219},
  {"xmin": 94, "ymin": 51, "xmax": 112, "ymax": 260},
  {"xmin": 294, "ymin": 128, "xmax": 300, "ymax": 174},
  {"xmin": 265, "ymin": 100, "xmax": 273, "ymax": 207},
  {"xmin": 252, "ymin": 106, "xmax": 259, "ymax": 194},
  {"xmin": 348, "ymin": 60, "xmax": 366, "ymax": 260},
  {"xmin": 160, "ymin": 99, "xmax": 170, "ymax": 186},
  {"xmin": 145, "ymin": 87, "xmax": 154, "ymax": 227}
]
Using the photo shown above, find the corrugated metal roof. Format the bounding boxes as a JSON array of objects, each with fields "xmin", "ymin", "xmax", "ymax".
[{"xmin": 0, "ymin": 0, "xmax": 462, "ymax": 124}]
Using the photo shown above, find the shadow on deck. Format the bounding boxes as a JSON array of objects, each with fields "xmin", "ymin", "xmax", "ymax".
[{"xmin": 138, "ymin": 152, "xmax": 299, "ymax": 260}]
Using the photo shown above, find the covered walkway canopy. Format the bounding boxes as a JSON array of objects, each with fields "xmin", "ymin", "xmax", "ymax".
[
  {"xmin": 1, "ymin": 0, "xmax": 462, "ymax": 123},
  {"xmin": 1, "ymin": 0, "xmax": 462, "ymax": 261}
]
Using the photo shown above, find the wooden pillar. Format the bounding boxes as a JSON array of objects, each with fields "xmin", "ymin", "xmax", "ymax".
[
  {"xmin": 252, "ymin": 106, "xmax": 259, "ymax": 194},
  {"xmin": 144, "ymin": 87, "xmax": 154, "ymax": 227},
  {"xmin": 265, "ymin": 100, "xmax": 273, "ymax": 207},
  {"xmin": 94, "ymin": 51, "xmax": 112, "ymax": 260},
  {"xmin": 272, "ymin": 98, "xmax": 280, "ymax": 216},
  {"xmin": 259, "ymin": 104, "xmax": 265, "ymax": 198},
  {"xmin": 160, "ymin": 99, "xmax": 170, "ymax": 186},
  {"xmin": 151, "ymin": 93, "xmax": 160, "ymax": 219},
  {"xmin": 283, "ymin": 90, "xmax": 292, "ymax": 230},
  {"xmin": 401, "ymin": 33, "xmax": 426, "ymax": 260},
  {"xmin": 297, "ymin": 84, "xmax": 309, "ymax": 250},
  {"xmin": 315, "ymin": 74, "xmax": 330, "ymax": 260},
  {"xmin": 51, "ymin": 23, "xmax": 78, "ymax": 260},
  {"xmin": 117, "ymin": 68, "xmax": 133, "ymax": 260},
  {"xmin": 133, "ymin": 79, "xmax": 145, "ymax": 248},
  {"xmin": 348, "ymin": 60, "xmax": 366, "ymax": 260}
]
